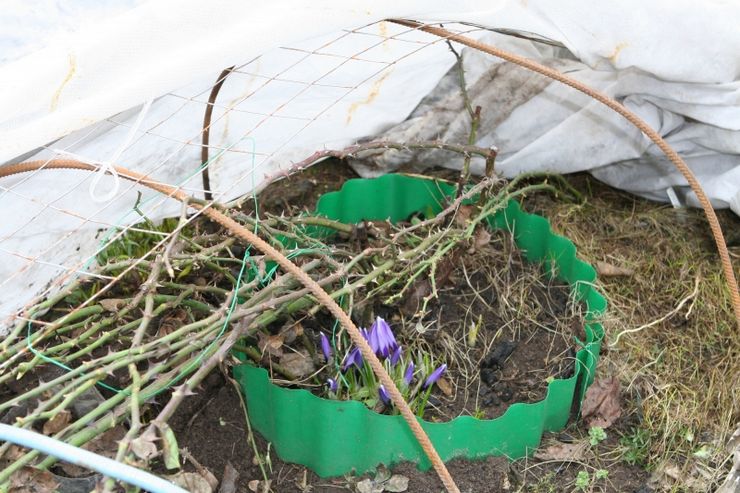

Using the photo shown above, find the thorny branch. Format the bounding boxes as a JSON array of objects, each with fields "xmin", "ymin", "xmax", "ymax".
[{"xmin": 276, "ymin": 140, "xmax": 498, "ymax": 176}]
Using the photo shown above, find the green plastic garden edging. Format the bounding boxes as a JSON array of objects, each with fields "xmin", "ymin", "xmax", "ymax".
[{"xmin": 233, "ymin": 174, "xmax": 605, "ymax": 477}]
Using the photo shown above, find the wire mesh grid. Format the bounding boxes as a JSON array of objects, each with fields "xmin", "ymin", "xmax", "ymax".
[{"xmin": 0, "ymin": 20, "xmax": 488, "ymax": 331}]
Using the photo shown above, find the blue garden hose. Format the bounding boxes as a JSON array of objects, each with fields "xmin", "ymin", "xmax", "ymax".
[{"xmin": 0, "ymin": 424, "xmax": 187, "ymax": 493}]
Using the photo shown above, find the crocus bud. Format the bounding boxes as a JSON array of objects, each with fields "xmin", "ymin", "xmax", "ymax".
[
  {"xmin": 378, "ymin": 385, "xmax": 391, "ymax": 405},
  {"xmin": 326, "ymin": 378, "xmax": 338, "ymax": 393},
  {"xmin": 390, "ymin": 345, "xmax": 403, "ymax": 366},
  {"xmin": 403, "ymin": 362, "xmax": 415, "ymax": 387},
  {"xmin": 423, "ymin": 364, "xmax": 447, "ymax": 389},
  {"xmin": 341, "ymin": 347, "xmax": 363, "ymax": 371},
  {"xmin": 371, "ymin": 317, "xmax": 398, "ymax": 358},
  {"xmin": 319, "ymin": 332, "xmax": 332, "ymax": 361},
  {"xmin": 366, "ymin": 325, "xmax": 380, "ymax": 354}
]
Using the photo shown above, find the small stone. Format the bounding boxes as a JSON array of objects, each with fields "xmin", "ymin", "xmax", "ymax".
[
  {"xmin": 483, "ymin": 394, "xmax": 501, "ymax": 407},
  {"xmin": 481, "ymin": 341, "xmax": 517, "ymax": 369},
  {"xmin": 481, "ymin": 368, "xmax": 499, "ymax": 385},
  {"xmin": 496, "ymin": 384, "xmax": 514, "ymax": 402}
]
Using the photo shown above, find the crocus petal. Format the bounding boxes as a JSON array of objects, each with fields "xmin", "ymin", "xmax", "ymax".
[
  {"xmin": 403, "ymin": 362, "xmax": 415, "ymax": 386},
  {"xmin": 326, "ymin": 378, "xmax": 338, "ymax": 393},
  {"xmin": 378, "ymin": 385, "xmax": 391, "ymax": 405},
  {"xmin": 423, "ymin": 364, "xmax": 447, "ymax": 389},
  {"xmin": 319, "ymin": 332, "xmax": 332, "ymax": 361},
  {"xmin": 342, "ymin": 347, "xmax": 363, "ymax": 371},
  {"xmin": 371, "ymin": 316, "xmax": 398, "ymax": 358},
  {"xmin": 365, "ymin": 326, "xmax": 380, "ymax": 354},
  {"xmin": 353, "ymin": 349, "xmax": 364, "ymax": 368},
  {"xmin": 390, "ymin": 345, "xmax": 403, "ymax": 366}
]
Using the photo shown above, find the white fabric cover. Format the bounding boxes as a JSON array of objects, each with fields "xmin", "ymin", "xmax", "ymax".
[{"xmin": 1, "ymin": 0, "xmax": 739, "ymax": 328}]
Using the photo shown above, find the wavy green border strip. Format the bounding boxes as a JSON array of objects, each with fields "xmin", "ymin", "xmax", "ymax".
[{"xmin": 233, "ymin": 174, "xmax": 605, "ymax": 477}]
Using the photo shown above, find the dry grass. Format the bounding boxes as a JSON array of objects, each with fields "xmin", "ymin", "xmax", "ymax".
[{"xmin": 524, "ymin": 174, "xmax": 740, "ymax": 491}]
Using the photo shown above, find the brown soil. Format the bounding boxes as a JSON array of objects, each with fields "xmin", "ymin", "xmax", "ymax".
[
  {"xmin": 166, "ymin": 371, "xmax": 257, "ymax": 491},
  {"xmin": 417, "ymin": 236, "xmax": 580, "ymax": 422}
]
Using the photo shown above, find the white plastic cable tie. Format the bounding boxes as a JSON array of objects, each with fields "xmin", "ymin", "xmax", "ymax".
[{"xmin": 88, "ymin": 99, "xmax": 154, "ymax": 203}]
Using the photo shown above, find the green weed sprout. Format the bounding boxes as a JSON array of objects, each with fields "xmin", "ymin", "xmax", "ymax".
[
  {"xmin": 575, "ymin": 471, "xmax": 590, "ymax": 490},
  {"xmin": 589, "ymin": 426, "xmax": 607, "ymax": 446}
]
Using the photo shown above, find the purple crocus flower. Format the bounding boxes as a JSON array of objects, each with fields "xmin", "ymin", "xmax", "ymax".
[
  {"xmin": 365, "ymin": 324, "xmax": 380, "ymax": 353},
  {"xmin": 403, "ymin": 362, "xmax": 415, "ymax": 386},
  {"xmin": 423, "ymin": 364, "xmax": 447, "ymax": 389},
  {"xmin": 370, "ymin": 317, "xmax": 398, "ymax": 358},
  {"xmin": 378, "ymin": 385, "xmax": 391, "ymax": 405},
  {"xmin": 341, "ymin": 347, "xmax": 363, "ymax": 371},
  {"xmin": 326, "ymin": 378, "xmax": 338, "ymax": 393},
  {"xmin": 390, "ymin": 345, "xmax": 403, "ymax": 366},
  {"xmin": 319, "ymin": 332, "xmax": 332, "ymax": 361},
  {"xmin": 360, "ymin": 327, "xmax": 378, "ymax": 354}
]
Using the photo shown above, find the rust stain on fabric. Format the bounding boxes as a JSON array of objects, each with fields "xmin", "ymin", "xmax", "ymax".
[
  {"xmin": 608, "ymin": 42, "xmax": 628, "ymax": 64},
  {"xmin": 51, "ymin": 54, "xmax": 77, "ymax": 111},
  {"xmin": 379, "ymin": 21, "xmax": 388, "ymax": 39},
  {"xmin": 346, "ymin": 69, "xmax": 392, "ymax": 124}
]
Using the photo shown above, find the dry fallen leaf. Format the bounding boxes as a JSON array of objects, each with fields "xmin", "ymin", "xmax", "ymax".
[
  {"xmin": 401, "ymin": 279, "xmax": 431, "ymax": 316},
  {"xmin": 436, "ymin": 377, "xmax": 453, "ymax": 397},
  {"xmin": 502, "ymin": 474, "xmax": 511, "ymax": 490},
  {"xmin": 42, "ymin": 410, "xmax": 71, "ymax": 435},
  {"xmin": 258, "ymin": 331, "xmax": 285, "ymax": 357},
  {"xmin": 181, "ymin": 448, "xmax": 218, "ymax": 490},
  {"xmin": 130, "ymin": 432, "xmax": 158, "ymax": 461},
  {"xmin": 89, "ymin": 426, "xmax": 126, "ymax": 456},
  {"xmin": 279, "ymin": 350, "xmax": 316, "ymax": 378},
  {"xmin": 158, "ymin": 308, "xmax": 188, "ymax": 336},
  {"xmin": 454, "ymin": 205, "xmax": 474, "ymax": 227},
  {"xmin": 374, "ymin": 467, "xmax": 391, "ymax": 483},
  {"xmin": 280, "ymin": 321, "xmax": 303, "ymax": 344},
  {"xmin": 248, "ymin": 479, "xmax": 272, "ymax": 492},
  {"xmin": 9, "ymin": 467, "xmax": 58, "ymax": 493},
  {"xmin": 355, "ymin": 468, "xmax": 409, "ymax": 493},
  {"xmin": 596, "ymin": 260, "xmax": 634, "ymax": 277},
  {"xmin": 534, "ymin": 441, "xmax": 588, "ymax": 461},
  {"xmin": 98, "ymin": 298, "xmax": 126, "ymax": 312},
  {"xmin": 653, "ymin": 462, "xmax": 712, "ymax": 492},
  {"xmin": 384, "ymin": 474, "xmax": 409, "ymax": 492},
  {"xmin": 581, "ymin": 376, "xmax": 622, "ymax": 429},
  {"xmin": 471, "ymin": 228, "xmax": 492, "ymax": 253},
  {"xmin": 356, "ymin": 478, "xmax": 384, "ymax": 493},
  {"xmin": 166, "ymin": 472, "xmax": 213, "ymax": 493},
  {"xmin": 218, "ymin": 461, "xmax": 240, "ymax": 493},
  {"xmin": 0, "ymin": 445, "xmax": 25, "ymax": 465}
]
